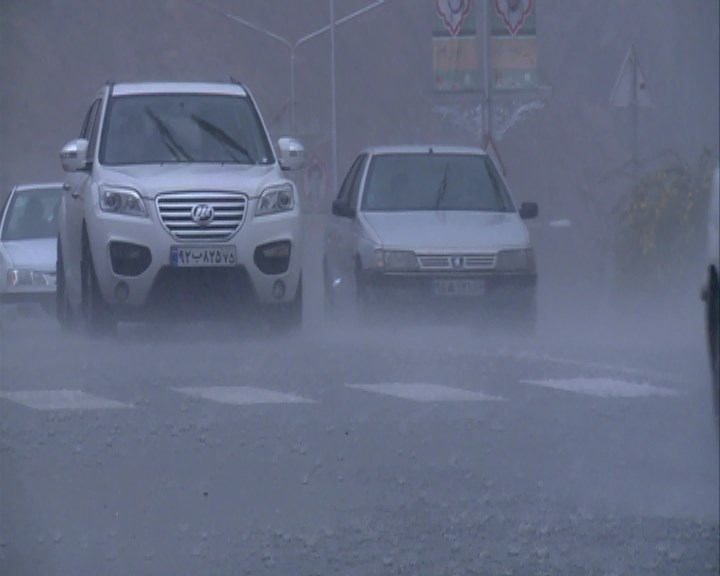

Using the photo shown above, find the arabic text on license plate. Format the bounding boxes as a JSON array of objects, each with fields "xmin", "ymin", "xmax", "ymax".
[
  {"xmin": 432, "ymin": 278, "xmax": 485, "ymax": 297},
  {"xmin": 170, "ymin": 246, "xmax": 237, "ymax": 267}
]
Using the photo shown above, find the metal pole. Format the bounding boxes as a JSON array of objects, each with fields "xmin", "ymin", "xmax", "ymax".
[
  {"xmin": 631, "ymin": 45, "xmax": 638, "ymax": 188},
  {"xmin": 483, "ymin": 0, "xmax": 491, "ymax": 146},
  {"xmin": 330, "ymin": 0, "xmax": 338, "ymax": 194},
  {"xmin": 290, "ymin": 48, "xmax": 296, "ymax": 135}
]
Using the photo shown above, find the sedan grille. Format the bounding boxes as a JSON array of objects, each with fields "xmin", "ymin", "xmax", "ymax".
[
  {"xmin": 417, "ymin": 253, "xmax": 496, "ymax": 271},
  {"xmin": 157, "ymin": 192, "xmax": 247, "ymax": 241}
]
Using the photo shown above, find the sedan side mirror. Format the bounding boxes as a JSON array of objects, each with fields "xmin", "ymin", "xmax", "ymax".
[
  {"xmin": 60, "ymin": 139, "xmax": 90, "ymax": 172},
  {"xmin": 519, "ymin": 202, "xmax": 538, "ymax": 220},
  {"xmin": 332, "ymin": 199, "xmax": 356, "ymax": 219},
  {"xmin": 277, "ymin": 137, "xmax": 305, "ymax": 171}
]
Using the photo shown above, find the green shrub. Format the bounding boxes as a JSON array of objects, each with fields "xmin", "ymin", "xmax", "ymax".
[{"xmin": 613, "ymin": 149, "xmax": 716, "ymax": 297}]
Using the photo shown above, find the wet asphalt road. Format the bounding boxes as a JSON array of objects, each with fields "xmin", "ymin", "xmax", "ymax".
[{"xmin": 0, "ymin": 293, "xmax": 718, "ymax": 576}]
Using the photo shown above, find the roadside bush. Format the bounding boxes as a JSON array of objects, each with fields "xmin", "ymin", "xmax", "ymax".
[{"xmin": 613, "ymin": 149, "xmax": 716, "ymax": 299}]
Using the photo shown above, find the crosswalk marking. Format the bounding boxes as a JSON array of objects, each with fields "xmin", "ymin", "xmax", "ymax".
[
  {"xmin": 0, "ymin": 390, "xmax": 132, "ymax": 411},
  {"xmin": 173, "ymin": 386, "xmax": 316, "ymax": 405},
  {"xmin": 520, "ymin": 377, "xmax": 681, "ymax": 398},
  {"xmin": 346, "ymin": 383, "xmax": 504, "ymax": 402}
]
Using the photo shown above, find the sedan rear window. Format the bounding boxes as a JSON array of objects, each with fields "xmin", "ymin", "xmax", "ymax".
[{"xmin": 361, "ymin": 154, "xmax": 515, "ymax": 213}]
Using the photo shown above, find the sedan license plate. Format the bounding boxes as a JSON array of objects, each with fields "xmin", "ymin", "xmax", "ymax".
[
  {"xmin": 170, "ymin": 246, "xmax": 237, "ymax": 268},
  {"xmin": 432, "ymin": 278, "xmax": 485, "ymax": 297}
]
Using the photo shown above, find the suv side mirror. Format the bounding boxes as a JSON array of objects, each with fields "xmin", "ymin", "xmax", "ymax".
[
  {"xmin": 332, "ymin": 199, "xmax": 356, "ymax": 219},
  {"xmin": 277, "ymin": 137, "xmax": 305, "ymax": 171},
  {"xmin": 519, "ymin": 202, "xmax": 538, "ymax": 220},
  {"xmin": 60, "ymin": 139, "xmax": 90, "ymax": 172}
]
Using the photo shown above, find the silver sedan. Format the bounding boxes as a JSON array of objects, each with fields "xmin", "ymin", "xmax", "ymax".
[{"xmin": 0, "ymin": 183, "xmax": 63, "ymax": 313}]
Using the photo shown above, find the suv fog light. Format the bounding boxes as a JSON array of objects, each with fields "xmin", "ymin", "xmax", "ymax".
[
  {"xmin": 272, "ymin": 280, "xmax": 286, "ymax": 300},
  {"xmin": 254, "ymin": 241, "xmax": 291, "ymax": 275},
  {"xmin": 115, "ymin": 281, "xmax": 130, "ymax": 302}
]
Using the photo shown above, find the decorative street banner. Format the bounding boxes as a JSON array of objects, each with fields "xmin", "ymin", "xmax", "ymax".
[
  {"xmin": 433, "ymin": 0, "xmax": 479, "ymax": 91},
  {"xmin": 491, "ymin": 0, "xmax": 537, "ymax": 90}
]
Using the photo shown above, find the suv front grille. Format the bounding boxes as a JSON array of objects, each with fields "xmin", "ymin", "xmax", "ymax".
[{"xmin": 157, "ymin": 192, "xmax": 247, "ymax": 241}]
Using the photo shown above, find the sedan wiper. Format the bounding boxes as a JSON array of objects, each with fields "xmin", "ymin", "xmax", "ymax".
[
  {"xmin": 145, "ymin": 108, "xmax": 193, "ymax": 162},
  {"xmin": 190, "ymin": 114, "xmax": 254, "ymax": 164},
  {"xmin": 434, "ymin": 163, "xmax": 450, "ymax": 210}
]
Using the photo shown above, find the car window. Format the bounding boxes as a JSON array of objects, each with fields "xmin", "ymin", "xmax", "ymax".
[
  {"xmin": 1, "ymin": 188, "xmax": 63, "ymax": 241},
  {"xmin": 99, "ymin": 93, "xmax": 274, "ymax": 166},
  {"xmin": 361, "ymin": 153, "xmax": 515, "ymax": 213},
  {"xmin": 346, "ymin": 154, "xmax": 368, "ymax": 211},
  {"xmin": 86, "ymin": 98, "xmax": 103, "ymax": 158},
  {"xmin": 334, "ymin": 154, "xmax": 364, "ymax": 206},
  {"xmin": 79, "ymin": 100, "xmax": 99, "ymax": 139}
]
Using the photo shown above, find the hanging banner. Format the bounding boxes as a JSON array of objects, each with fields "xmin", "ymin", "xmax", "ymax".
[
  {"xmin": 491, "ymin": 0, "xmax": 537, "ymax": 90},
  {"xmin": 433, "ymin": 0, "xmax": 480, "ymax": 91}
]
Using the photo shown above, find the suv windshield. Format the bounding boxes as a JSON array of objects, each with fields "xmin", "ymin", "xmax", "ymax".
[
  {"xmin": 361, "ymin": 153, "xmax": 515, "ymax": 213},
  {"xmin": 99, "ymin": 94, "xmax": 274, "ymax": 166},
  {"xmin": 1, "ymin": 188, "xmax": 62, "ymax": 241}
]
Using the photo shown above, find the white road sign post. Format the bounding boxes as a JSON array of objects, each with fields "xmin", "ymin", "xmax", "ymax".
[{"xmin": 611, "ymin": 45, "xmax": 652, "ymax": 187}]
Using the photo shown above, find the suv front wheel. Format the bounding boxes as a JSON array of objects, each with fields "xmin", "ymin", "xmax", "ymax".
[{"xmin": 81, "ymin": 232, "xmax": 115, "ymax": 336}]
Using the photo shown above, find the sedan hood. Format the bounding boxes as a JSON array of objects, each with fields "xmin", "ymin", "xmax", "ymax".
[
  {"xmin": 1, "ymin": 239, "xmax": 56, "ymax": 272},
  {"xmin": 99, "ymin": 164, "xmax": 281, "ymax": 199},
  {"xmin": 362, "ymin": 211, "xmax": 530, "ymax": 251}
]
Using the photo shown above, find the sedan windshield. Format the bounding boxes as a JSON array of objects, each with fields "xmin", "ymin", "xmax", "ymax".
[
  {"xmin": 100, "ymin": 94, "xmax": 274, "ymax": 166},
  {"xmin": 1, "ymin": 188, "xmax": 62, "ymax": 241},
  {"xmin": 361, "ymin": 154, "xmax": 515, "ymax": 213}
]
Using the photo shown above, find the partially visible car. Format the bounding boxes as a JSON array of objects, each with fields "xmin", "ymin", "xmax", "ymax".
[
  {"xmin": 323, "ymin": 145, "xmax": 539, "ymax": 328},
  {"xmin": 701, "ymin": 164, "xmax": 719, "ymax": 431},
  {"xmin": 0, "ymin": 183, "xmax": 63, "ymax": 314}
]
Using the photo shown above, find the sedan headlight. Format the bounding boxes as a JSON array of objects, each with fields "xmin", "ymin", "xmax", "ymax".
[
  {"xmin": 496, "ymin": 248, "xmax": 536, "ymax": 272},
  {"xmin": 375, "ymin": 250, "xmax": 418, "ymax": 271},
  {"xmin": 255, "ymin": 184, "xmax": 294, "ymax": 216},
  {"xmin": 99, "ymin": 185, "xmax": 147, "ymax": 217},
  {"xmin": 7, "ymin": 268, "xmax": 55, "ymax": 288}
]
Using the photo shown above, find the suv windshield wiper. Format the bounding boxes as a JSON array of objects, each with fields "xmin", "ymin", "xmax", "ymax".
[
  {"xmin": 145, "ymin": 108, "xmax": 193, "ymax": 162},
  {"xmin": 434, "ymin": 163, "xmax": 450, "ymax": 210},
  {"xmin": 190, "ymin": 114, "xmax": 254, "ymax": 164}
]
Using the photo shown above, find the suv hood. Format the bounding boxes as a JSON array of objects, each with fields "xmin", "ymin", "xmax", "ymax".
[
  {"xmin": 99, "ymin": 164, "xmax": 281, "ymax": 199},
  {"xmin": 1, "ymin": 239, "xmax": 56, "ymax": 272},
  {"xmin": 362, "ymin": 211, "xmax": 530, "ymax": 251}
]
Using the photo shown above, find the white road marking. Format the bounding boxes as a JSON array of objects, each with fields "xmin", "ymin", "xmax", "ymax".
[
  {"xmin": 495, "ymin": 350, "xmax": 684, "ymax": 383},
  {"xmin": 0, "ymin": 390, "xmax": 132, "ymax": 411},
  {"xmin": 346, "ymin": 383, "xmax": 503, "ymax": 402},
  {"xmin": 520, "ymin": 377, "xmax": 681, "ymax": 398},
  {"xmin": 173, "ymin": 386, "xmax": 316, "ymax": 405}
]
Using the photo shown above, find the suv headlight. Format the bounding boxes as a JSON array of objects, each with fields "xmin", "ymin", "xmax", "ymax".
[
  {"xmin": 255, "ymin": 184, "xmax": 294, "ymax": 216},
  {"xmin": 99, "ymin": 186, "xmax": 147, "ymax": 217},
  {"xmin": 374, "ymin": 250, "xmax": 418, "ymax": 271},
  {"xmin": 496, "ymin": 248, "xmax": 536, "ymax": 272}
]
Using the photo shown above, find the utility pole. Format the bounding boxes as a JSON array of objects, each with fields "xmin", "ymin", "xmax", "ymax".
[{"xmin": 330, "ymin": 0, "xmax": 338, "ymax": 194}]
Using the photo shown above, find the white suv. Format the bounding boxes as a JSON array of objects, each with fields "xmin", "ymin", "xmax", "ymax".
[{"xmin": 58, "ymin": 82, "xmax": 305, "ymax": 333}]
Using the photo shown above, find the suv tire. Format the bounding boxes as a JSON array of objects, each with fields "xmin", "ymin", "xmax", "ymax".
[{"xmin": 81, "ymin": 232, "xmax": 115, "ymax": 336}]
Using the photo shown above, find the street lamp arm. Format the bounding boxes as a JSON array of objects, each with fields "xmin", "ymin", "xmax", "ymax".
[
  {"xmin": 294, "ymin": 0, "xmax": 387, "ymax": 48},
  {"xmin": 183, "ymin": 0, "xmax": 291, "ymax": 48}
]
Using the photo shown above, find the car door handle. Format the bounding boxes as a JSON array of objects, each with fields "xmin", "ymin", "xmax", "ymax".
[
  {"xmin": 62, "ymin": 183, "xmax": 70, "ymax": 191},
  {"xmin": 71, "ymin": 190, "xmax": 80, "ymax": 199}
]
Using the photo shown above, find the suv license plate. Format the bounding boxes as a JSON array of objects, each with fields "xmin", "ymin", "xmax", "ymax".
[
  {"xmin": 432, "ymin": 279, "xmax": 485, "ymax": 297},
  {"xmin": 170, "ymin": 246, "xmax": 237, "ymax": 268}
]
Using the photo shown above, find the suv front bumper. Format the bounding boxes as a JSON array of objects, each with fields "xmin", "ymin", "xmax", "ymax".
[{"xmin": 86, "ymin": 207, "xmax": 302, "ymax": 310}]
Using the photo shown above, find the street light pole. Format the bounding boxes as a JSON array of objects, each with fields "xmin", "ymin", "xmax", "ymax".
[
  {"xmin": 330, "ymin": 0, "xmax": 338, "ymax": 194},
  {"xmin": 183, "ymin": 0, "xmax": 387, "ymax": 189}
]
